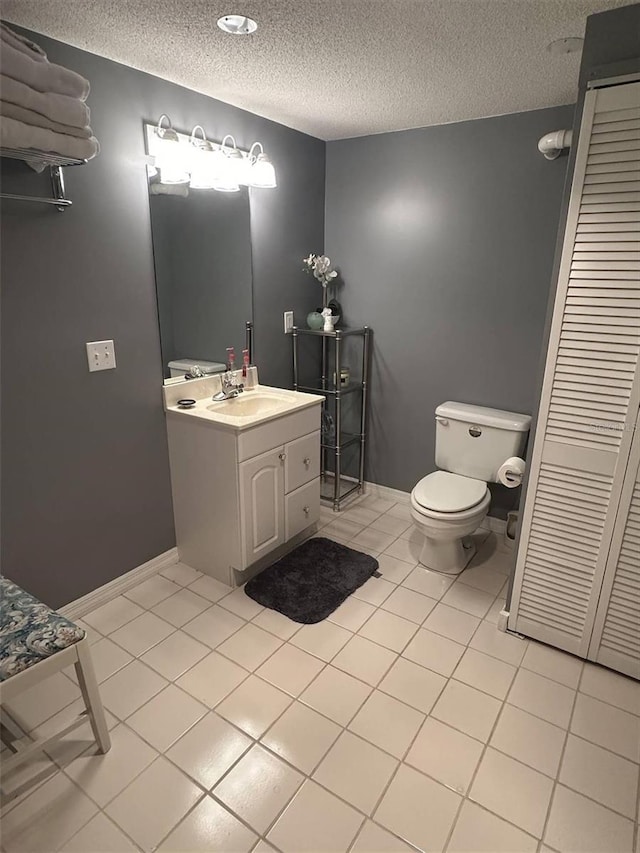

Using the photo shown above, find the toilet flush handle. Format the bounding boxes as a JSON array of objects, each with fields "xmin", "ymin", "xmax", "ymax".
[{"xmin": 435, "ymin": 416, "xmax": 449, "ymax": 426}]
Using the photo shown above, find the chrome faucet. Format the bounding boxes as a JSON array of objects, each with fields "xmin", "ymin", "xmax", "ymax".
[{"xmin": 212, "ymin": 372, "xmax": 244, "ymax": 401}]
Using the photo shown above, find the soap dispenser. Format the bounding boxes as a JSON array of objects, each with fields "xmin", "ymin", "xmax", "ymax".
[{"xmin": 226, "ymin": 347, "xmax": 236, "ymax": 373}]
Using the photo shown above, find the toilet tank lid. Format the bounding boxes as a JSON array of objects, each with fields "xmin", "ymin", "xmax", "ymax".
[
  {"xmin": 436, "ymin": 402, "xmax": 531, "ymax": 432},
  {"xmin": 168, "ymin": 359, "xmax": 226, "ymax": 374}
]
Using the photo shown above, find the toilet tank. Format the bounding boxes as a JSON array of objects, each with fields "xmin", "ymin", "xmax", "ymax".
[{"xmin": 434, "ymin": 402, "xmax": 531, "ymax": 482}]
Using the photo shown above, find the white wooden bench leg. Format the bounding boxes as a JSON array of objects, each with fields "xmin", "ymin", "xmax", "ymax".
[{"xmin": 74, "ymin": 639, "xmax": 110, "ymax": 754}]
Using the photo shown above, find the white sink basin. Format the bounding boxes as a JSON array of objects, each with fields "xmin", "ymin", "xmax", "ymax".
[
  {"xmin": 207, "ymin": 392, "xmax": 292, "ymax": 418},
  {"xmin": 164, "ymin": 384, "xmax": 323, "ymax": 431}
]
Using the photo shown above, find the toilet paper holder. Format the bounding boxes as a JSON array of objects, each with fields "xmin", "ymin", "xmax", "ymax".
[{"xmin": 498, "ymin": 456, "xmax": 526, "ymax": 488}]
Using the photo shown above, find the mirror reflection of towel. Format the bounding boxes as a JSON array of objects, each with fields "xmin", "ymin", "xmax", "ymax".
[{"xmin": 149, "ymin": 182, "xmax": 189, "ymax": 197}]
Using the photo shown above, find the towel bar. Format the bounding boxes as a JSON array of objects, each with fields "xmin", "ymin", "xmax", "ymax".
[
  {"xmin": 0, "ymin": 147, "xmax": 86, "ymax": 212},
  {"xmin": 0, "ymin": 192, "xmax": 72, "ymax": 210}
]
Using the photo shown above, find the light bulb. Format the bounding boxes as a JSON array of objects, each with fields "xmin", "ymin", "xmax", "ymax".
[
  {"xmin": 154, "ymin": 116, "xmax": 189, "ymax": 184},
  {"xmin": 249, "ymin": 152, "xmax": 277, "ymax": 188}
]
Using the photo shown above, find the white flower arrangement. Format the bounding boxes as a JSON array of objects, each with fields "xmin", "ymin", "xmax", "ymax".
[{"xmin": 302, "ymin": 253, "xmax": 338, "ymax": 288}]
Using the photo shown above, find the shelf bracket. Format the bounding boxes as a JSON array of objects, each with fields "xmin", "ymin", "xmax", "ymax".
[
  {"xmin": 50, "ymin": 165, "xmax": 70, "ymax": 211},
  {"xmin": 0, "ymin": 165, "xmax": 73, "ymax": 211}
]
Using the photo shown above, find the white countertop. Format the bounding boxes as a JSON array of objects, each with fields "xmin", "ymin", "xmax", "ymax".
[{"xmin": 164, "ymin": 383, "xmax": 323, "ymax": 432}]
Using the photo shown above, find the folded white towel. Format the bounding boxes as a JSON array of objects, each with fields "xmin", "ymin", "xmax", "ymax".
[
  {"xmin": 1, "ymin": 100, "xmax": 91, "ymax": 139},
  {"xmin": 1, "ymin": 23, "xmax": 47, "ymax": 62},
  {"xmin": 1, "ymin": 40, "xmax": 89, "ymax": 100},
  {"xmin": 1, "ymin": 75, "xmax": 90, "ymax": 129},
  {"xmin": 0, "ymin": 115, "xmax": 99, "ymax": 170}
]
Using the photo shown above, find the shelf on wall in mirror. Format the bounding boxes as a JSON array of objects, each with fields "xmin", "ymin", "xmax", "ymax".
[
  {"xmin": 320, "ymin": 473, "xmax": 362, "ymax": 503},
  {"xmin": 0, "ymin": 146, "xmax": 86, "ymax": 211},
  {"xmin": 321, "ymin": 432, "xmax": 361, "ymax": 452},
  {"xmin": 297, "ymin": 381, "xmax": 363, "ymax": 397}
]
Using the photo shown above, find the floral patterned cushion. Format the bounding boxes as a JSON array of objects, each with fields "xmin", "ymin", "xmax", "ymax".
[{"xmin": 0, "ymin": 576, "xmax": 85, "ymax": 681}]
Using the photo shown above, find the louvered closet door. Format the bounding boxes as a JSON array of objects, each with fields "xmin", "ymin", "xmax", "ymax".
[
  {"xmin": 509, "ymin": 79, "xmax": 640, "ymax": 659},
  {"xmin": 588, "ymin": 412, "xmax": 640, "ymax": 679}
]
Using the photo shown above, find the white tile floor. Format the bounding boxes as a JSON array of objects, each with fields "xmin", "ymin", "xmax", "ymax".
[{"xmin": 2, "ymin": 494, "xmax": 639, "ymax": 853}]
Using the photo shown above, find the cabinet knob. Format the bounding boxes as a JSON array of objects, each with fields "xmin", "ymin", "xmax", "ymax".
[
  {"xmin": 303, "ymin": 457, "xmax": 311, "ymax": 466},
  {"xmin": 279, "ymin": 452, "xmax": 286, "ymax": 461},
  {"xmin": 303, "ymin": 506, "xmax": 310, "ymax": 515}
]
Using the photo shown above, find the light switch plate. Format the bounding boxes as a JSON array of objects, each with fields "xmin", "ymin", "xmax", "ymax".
[
  {"xmin": 284, "ymin": 311, "xmax": 294, "ymax": 333},
  {"xmin": 86, "ymin": 340, "xmax": 116, "ymax": 372}
]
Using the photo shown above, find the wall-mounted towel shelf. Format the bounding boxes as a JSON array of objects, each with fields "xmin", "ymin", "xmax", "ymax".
[{"xmin": 0, "ymin": 147, "xmax": 85, "ymax": 211}]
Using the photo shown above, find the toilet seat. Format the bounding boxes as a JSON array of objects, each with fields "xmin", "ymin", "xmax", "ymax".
[{"xmin": 412, "ymin": 471, "xmax": 488, "ymax": 513}]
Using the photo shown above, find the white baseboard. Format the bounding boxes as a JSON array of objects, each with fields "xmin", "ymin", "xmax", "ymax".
[
  {"xmin": 59, "ymin": 548, "xmax": 179, "ymax": 620},
  {"xmin": 481, "ymin": 516, "xmax": 507, "ymax": 535},
  {"xmin": 363, "ymin": 481, "xmax": 411, "ymax": 505}
]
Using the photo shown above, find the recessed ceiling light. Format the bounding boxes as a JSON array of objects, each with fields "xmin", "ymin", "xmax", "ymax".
[
  {"xmin": 217, "ymin": 14, "xmax": 258, "ymax": 35},
  {"xmin": 547, "ymin": 37, "xmax": 583, "ymax": 55}
]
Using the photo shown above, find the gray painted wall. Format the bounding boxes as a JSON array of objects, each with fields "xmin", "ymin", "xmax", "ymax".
[
  {"xmin": 325, "ymin": 104, "xmax": 574, "ymax": 513},
  {"xmin": 1, "ymin": 28, "xmax": 325, "ymax": 607}
]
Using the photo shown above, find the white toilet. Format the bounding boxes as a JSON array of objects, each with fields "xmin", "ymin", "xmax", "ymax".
[{"xmin": 411, "ymin": 402, "xmax": 531, "ymax": 575}]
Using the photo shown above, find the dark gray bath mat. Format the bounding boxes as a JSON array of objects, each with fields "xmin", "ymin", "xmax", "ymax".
[{"xmin": 244, "ymin": 537, "xmax": 379, "ymax": 623}]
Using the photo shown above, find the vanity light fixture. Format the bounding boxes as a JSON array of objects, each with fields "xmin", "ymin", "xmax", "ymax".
[
  {"xmin": 153, "ymin": 115, "xmax": 189, "ymax": 184},
  {"xmin": 217, "ymin": 14, "xmax": 258, "ymax": 35},
  {"xmin": 246, "ymin": 142, "xmax": 277, "ymax": 188},
  {"xmin": 212, "ymin": 135, "xmax": 243, "ymax": 192},
  {"xmin": 188, "ymin": 125, "xmax": 221, "ymax": 188},
  {"xmin": 145, "ymin": 120, "xmax": 277, "ymax": 193}
]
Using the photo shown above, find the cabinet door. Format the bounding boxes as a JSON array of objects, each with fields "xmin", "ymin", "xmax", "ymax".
[
  {"xmin": 588, "ymin": 411, "xmax": 640, "ymax": 679},
  {"xmin": 239, "ymin": 446, "xmax": 285, "ymax": 567}
]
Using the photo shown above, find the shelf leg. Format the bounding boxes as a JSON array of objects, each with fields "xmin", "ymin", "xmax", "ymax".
[
  {"xmin": 359, "ymin": 327, "xmax": 371, "ymax": 494},
  {"xmin": 245, "ymin": 321, "xmax": 253, "ymax": 364},
  {"xmin": 292, "ymin": 327, "xmax": 298, "ymax": 391},
  {"xmin": 334, "ymin": 330, "xmax": 342, "ymax": 511},
  {"xmin": 321, "ymin": 334, "xmax": 328, "ymax": 482}
]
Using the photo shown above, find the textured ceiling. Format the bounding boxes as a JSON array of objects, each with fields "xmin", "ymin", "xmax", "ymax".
[{"xmin": 1, "ymin": 0, "xmax": 631, "ymax": 139}]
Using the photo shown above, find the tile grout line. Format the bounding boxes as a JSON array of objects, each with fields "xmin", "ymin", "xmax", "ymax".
[
  {"xmin": 535, "ymin": 662, "xmax": 586, "ymax": 850},
  {"xmin": 8, "ymin": 573, "xmax": 638, "ymax": 832},
  {"xmin": 441, "ymin": 680, "xmax": 515, "ymax": 852},
  {"xmin": 108, "ymin": 579, "xmax": 523, "ymax": 849},
  {"xmin": 83, "ymin": 610, "xmax": 640, "ymax": 851},
  {"xmin": 5, "ymin": 516, "xmax": 639, "ymax": 852},
  {"xmin": 57, "ymin": 626, "xmax": 639, "ymax": 850}
]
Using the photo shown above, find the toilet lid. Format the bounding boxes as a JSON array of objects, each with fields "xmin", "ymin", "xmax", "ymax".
[{"xmin": 413, "ymin": 471, "xmax": 487, "ymax": 513}]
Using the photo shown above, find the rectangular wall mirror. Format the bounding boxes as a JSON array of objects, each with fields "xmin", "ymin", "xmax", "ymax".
[{"xmin": 145, "ymin": 124, "xmax": 253, "ymax": 383}]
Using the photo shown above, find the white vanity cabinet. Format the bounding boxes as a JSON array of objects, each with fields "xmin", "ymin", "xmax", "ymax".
[
  {"xmin": 240, "ymin": 447, "xmax": 286, "ymax": 565},
  {"xmin": 240, "ymin": 432, "xmax": 321, "ymax": 566},
  {"xmin": 165, "ymin": 392, "xmax": 322, "ymax": 586}
]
